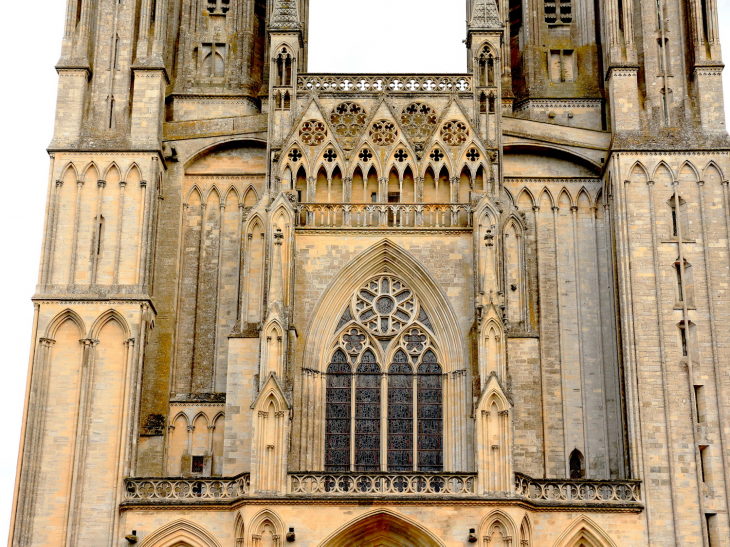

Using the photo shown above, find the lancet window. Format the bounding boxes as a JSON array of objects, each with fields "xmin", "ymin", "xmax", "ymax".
[
  {"xmin": 477, "ymin": 48, "xmax": 496, "ymax": 87},
  {"xmin": 325, "ymin": 276, "xmax": 443, "ymax": 472}
]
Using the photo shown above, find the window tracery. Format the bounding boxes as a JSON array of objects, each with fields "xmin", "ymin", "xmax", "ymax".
[
  {"xmin": 441, "ymin": 120, "xmax": 470, "ymax": 146},
  {"xmin": 400, "ymin": 103, "xmax": 438, "ymax": 142},
  {"xmin": 370, "ymin": 121, "xmax": 398, "ymax": 147},
  {"xmin": 330, "ymin": 103, "xmax": 367, "ymax": 150},
  {"xmin": 354, "ymin": 276, "xmax": 416, "ymax": 336},
  {"xmin": 300, "ymin": 120, "xmax": 327, "ymax": 146},
  {"xmin": 324, "ymin": 276, "xmax": 443, "ymax": 472}
]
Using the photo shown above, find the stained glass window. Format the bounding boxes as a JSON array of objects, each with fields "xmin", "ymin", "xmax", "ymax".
[
  {"xmin": 418, "ymin": 350, "xmax": 443, "ymax": 472},
  {"xmin": 388, "ymin": 350, "xmax": 413, "ymax": 471},
  {"xmin": 355, "ymin": 350, "xmax": 381, "ymax": 472},
  {"xmin": 325, "ymin": 350, "xmax": 351, "ymax": 472},
  {"xmin": 324, "ymin": 276, "xmax": 444, "ymax": 474}
]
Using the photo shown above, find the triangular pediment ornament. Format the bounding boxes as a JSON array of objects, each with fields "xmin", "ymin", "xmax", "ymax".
[
  {"xmin": 470, "ymin": 0, "xmax": 503, "ymax": 29},
  {"xmin": 271, "ymin": 0, "xmax": 302, "ymax": 30}
]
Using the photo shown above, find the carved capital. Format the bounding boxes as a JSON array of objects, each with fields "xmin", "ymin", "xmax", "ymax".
[
  {"xmin": 97, "ymin": 180, "xmax": 106, "ymax": 188},
  {"xmin": 55, "ymin": 179, "xmax": 63, "ymax": 188}
]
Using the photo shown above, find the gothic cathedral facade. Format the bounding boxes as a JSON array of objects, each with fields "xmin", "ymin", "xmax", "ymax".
[{"xmin": 8, "ymin": 0, "xmax": 730, "ymax": 546}]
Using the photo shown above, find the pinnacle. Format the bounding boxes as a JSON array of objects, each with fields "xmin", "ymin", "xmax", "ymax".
[
  {"xmin": 271, "ymin": 0, "xmax": 302, "ymax": 30},
  {"xmin": 469, "ymin": 0, "xmax": 502, "ymax": 29}
]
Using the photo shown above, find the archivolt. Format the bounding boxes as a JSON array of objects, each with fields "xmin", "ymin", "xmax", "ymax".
[
  {"xmin": 318, "ymin": 509, "xmax": 446, "ymax": 547},
  {"xmin": 552, "ymin": 516, "xmax": 617, "ymax": 547},
  {"xmin": 139, "ymin": 519, "xmax": 222, "ymax": 547},
  {"xmin": 302, "ymin": 239, "xmax": 465, "ymax": 374},
  {"xmin": 88, "ymin": 309, "xmax": 131, "ymax": 340},
  {"xmin": 43, "ymin": 308, "xmax": 85, "ymax": 339}
]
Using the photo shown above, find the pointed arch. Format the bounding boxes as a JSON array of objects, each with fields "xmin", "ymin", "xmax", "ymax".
[
  {"xmin": 247, "ymin": 509, "xmax": 285, "ymax": 547},
  {"xmin": 678, "ymin": 160, "xmax": 700, "ymax": 181},
  {"xmin": 139, "ymin": 519, "xmax": 222, "ymax": 547},
  {"xmin": 553, "ymin": 516, "xmax": 618, "ymax": 547},
  {"xmin": 516, "ymin": 187, "xmax": 536, "ymax": 209},
  {"xmin": 628, "ymin": 161, "xmax": 649, "ymax": 183},
  {"xmin": 60, "ymin": 161, "xmax": 79, "ymax": 181},
  {"xmin": 103, "ymin": 161, "xmax": 122, "ymax": 181},
  {"xmin": 81, "ymin": 161, "xmax": 100, "ymax": 182},
  {"xmin": 702, "ymin": 160, "xmax": 725, "ymax": 182},
  {"xmin": 242, "ymin": 185, "xmax": 259, "ymax": 207},
  {"xmin": 205, "ymin": 184, "xmax": 223, "ymax": 205},
  {"xmin": 479, "ymin": 510, "xmax": 517, "ymax": 544},
  {"xmin": 234, "ymin": 512, "xmax": 245, "ymax": 547},
  {"xmin": 558, "ymin": 187, "xmax": 574, "ymax": 209},
  {"xmin": 124, "ymin": 162, "xmax": 143, "ymax": 183},
  {"xmin": 224, "ymin": 185, "xmax": 241, "ymax": 206},
  {"xmin": 652, "ymin": 160, "xmax": 676, "ymax": 182},
  {"xmin": 185, "ymin": 185, "xmax": 203, "ymax": 206},
  {"xmin": 44, "ymin": 308, "xmax": 86, "ymax": 339},
  {"xmin": 576, "ymin": 187, "xmax": 593, "ymax": 209},
  {"xmin": 88, "ymin": 309, "xmax": 131, "ymax": 340},
  {"xmin": 519, "ymin": 515, "xmax": 533, "ymax": 547},
  {"xmin": 191, "ymin": 411, "xmax": 210, "ymax": 428},
  {"xmin": 538, "ymin": 187, "xmax": 555, "ymax": 208},
  {"xmin": 318, "ymin": 509, "xmax": 447, "ymax": 547},
  {"xmin": 302, "ymin": 239, "xmax": 464, "ymax": 374}
]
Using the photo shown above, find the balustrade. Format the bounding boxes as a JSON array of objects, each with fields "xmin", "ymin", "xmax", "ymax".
[
  {"xmin": 297, "ymin": 75, "xmax": 472, "ymax": 94},
  {"xmin": 514, "ymin": 473, "xmax": 642, "ymax": 504},
  {"xmin": 124, "ymin": 474, "xmax": 250, "ymax": 502},
  {"xmin": 289, "ymin": 473, "xmax": 477, "ymax": 496},
  {"xmin": 296, "ymin": 203, "xmax": 472, "ymax": 229}
]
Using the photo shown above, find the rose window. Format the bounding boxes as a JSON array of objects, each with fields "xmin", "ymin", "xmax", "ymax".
[
  {"xmin": 300, "ymin": 120, "xmax": 327, "ymax": 146},
  {"xmin": 400, "ymin": 103, "xmax": 437, "ymax": 142},
  {"xmin": 441, "ymin": 120, "xmax": 469, "ymax": 147},
  {"xmin": 331, "ymin": 103, "xmax": 367, "ymax": 149},
  {"xmin": 354, "ymin": 276, "xmax": 416, "ymax": 336},
  {"xmin": 369, "ymin": 121, "xmax": 398, "ymax": 147}
]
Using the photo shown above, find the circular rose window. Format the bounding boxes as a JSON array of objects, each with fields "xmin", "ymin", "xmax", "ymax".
[{"xmin": 354, "ymin": 276, "xmax": 416, "ymax": 336}]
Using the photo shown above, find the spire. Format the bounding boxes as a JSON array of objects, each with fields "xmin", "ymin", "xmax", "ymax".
[
  {"xmin": 270, "ymin": 0, "xmax": 302, "ymax": 30},
  {"xmin": 469, "ymin": 0, "xmax": 502, "ymax": 29}
]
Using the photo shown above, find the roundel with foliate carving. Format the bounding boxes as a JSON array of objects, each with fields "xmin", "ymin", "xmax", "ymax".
[
  {"xmin": 441, "ymin": 120, "xmax": 469, "ymax": 146},
  {"xmin": 300, "ymin": 120, "xmax": 327, "ymax": 146}
]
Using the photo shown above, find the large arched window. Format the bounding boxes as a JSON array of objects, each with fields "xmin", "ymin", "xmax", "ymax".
[
  {"xmin": 355, "ymin": 350, "xmax": 381, "ymax": 472},
  {"xmin": 324, "ymin": 276, "xmax": 444, "ymax": 473},
  {"xmin": 325, "ymin": 350, "xmax": 351, "ymax": 472}
]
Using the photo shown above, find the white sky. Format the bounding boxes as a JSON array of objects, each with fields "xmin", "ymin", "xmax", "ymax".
[{"xmin": 0, "ymin": 0, "xmax": 729, "ymax": 541}]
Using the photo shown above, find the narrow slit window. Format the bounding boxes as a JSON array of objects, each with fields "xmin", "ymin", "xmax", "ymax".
[{"xmin": 694, "ymin": 385, "xmax": 704, "ymax": 424}]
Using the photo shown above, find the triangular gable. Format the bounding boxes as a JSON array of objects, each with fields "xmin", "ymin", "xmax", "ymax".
[{"xmin": 251, "ymin": 372, "xmax": 291, "ymax": 410}]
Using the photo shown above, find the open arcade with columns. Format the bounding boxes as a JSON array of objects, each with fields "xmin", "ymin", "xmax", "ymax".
[{"xmin": 8, "ymin": 0, "xmax": 730, "ymax": 546}]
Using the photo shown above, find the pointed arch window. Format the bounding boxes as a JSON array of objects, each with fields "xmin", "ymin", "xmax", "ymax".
[
  {"xmin": 388, "ymin": 350, "xmax": 413, "ymax": 472},
  {"xmin": 325, "ymin": 350, "xmax": 351, "ymax": 472},
  {"xmin": 478, "ymin": 48, "xmax": 496, "ymax": 87},
  {"xmin": 355, "ymin": 350, "xmax": 381, "ymax": 472},
  {"xmin": 324, "ymin": 276, "xmax": 444, "ymax": 473}
]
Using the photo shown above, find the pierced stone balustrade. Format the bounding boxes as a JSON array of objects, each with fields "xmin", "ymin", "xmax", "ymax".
[
  {"xmin": 123, "ymin": 474, "xmax": 250, "ymax": 502},
  {"xmin": 297, "ymin": 74, "xmax": 473, "ymax": 94},
  {"xmin": 514, "ymin": 473, "xmax": 642, "ymax": 505},
  {"xmin": 296, "ymin": 203, "xmax": 472, "ymax": 229},
  {"xmin": 288, "ymin": 473, "xmax": 477, "ymax": 496}
]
